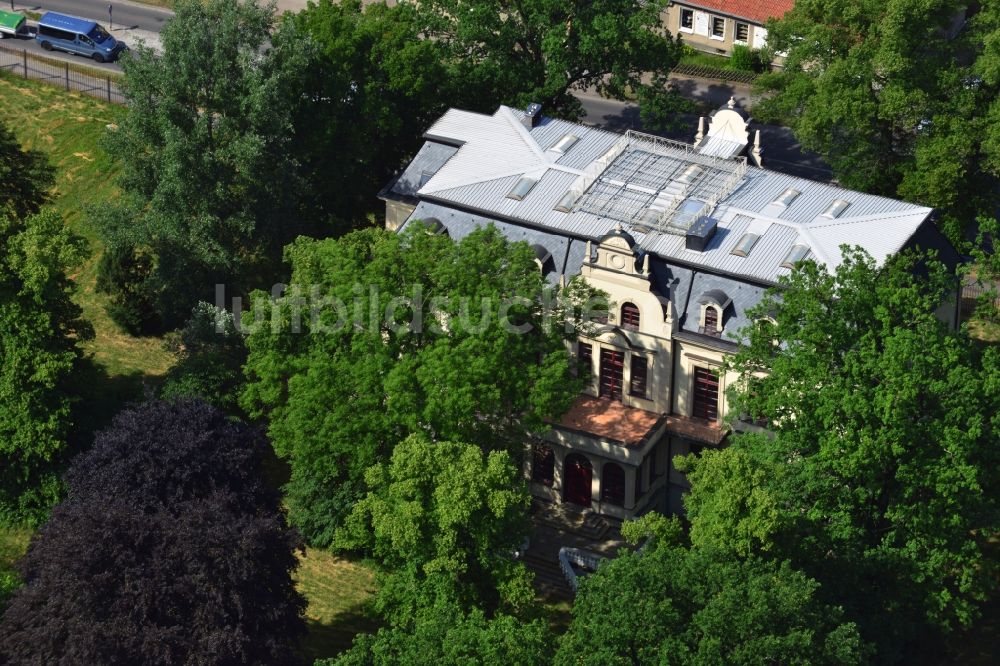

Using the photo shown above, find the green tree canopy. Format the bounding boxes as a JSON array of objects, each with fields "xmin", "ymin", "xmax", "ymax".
[
  {"xmin": 556, "ymin": 514, "xmax": 866, "ymax": 665},
  {"xmin": 756, "ymin": 0, "xmax": 1000, "ymax": 242},
  {"xmin": 95, "ymin": 0, "xmax": 314, "ymax": 332},
  {"xmin": 289, "ymin": 0, "xmax": 454, "ymax": 225},
  {"xmin": 241, "ymin": 223, "xmax": 593, "ymax": 545},
  {"xmin": 682, "ymin": 248, "xmax": 1000, "ymax": 659},
  {"xmin": 326, "ymin": 599, "xmax": 552, "ymax": 666},
  {"xmin": 414, "ymin": 0, "xmax": 684, "ymax": 119},
  {"xmin": 0, "ymin": 208, "xmax": 90, "ymax": 524},
  {"xmin": 338, "ymin": 435, "xmax": 533, "ymax": 624},
  {"xmin": 0, "ymin": 121, "xmax": 54, "ymax": 221}
]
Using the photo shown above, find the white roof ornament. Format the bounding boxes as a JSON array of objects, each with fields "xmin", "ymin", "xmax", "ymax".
[{"xmin": 697, "ymin": 97, "xmax": 751, "ymax": 159}]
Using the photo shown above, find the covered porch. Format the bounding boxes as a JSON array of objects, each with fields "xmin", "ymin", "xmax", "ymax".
[{"xmin": 528, "ymin": 396, "xmax": 669, "ymax": 520}]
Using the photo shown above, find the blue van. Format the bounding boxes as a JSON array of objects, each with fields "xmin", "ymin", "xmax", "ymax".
[{"xmin": 35, "ymin": 12, "xmax": 127, "ymax": 63}]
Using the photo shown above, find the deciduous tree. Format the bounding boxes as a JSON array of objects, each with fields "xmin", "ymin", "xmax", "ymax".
[
  {"xmin": 0, "ymin": 399, "xmax": 306, "ymax": 665},
  {"xmin": 683, "ymin": 248, "xmax": 1000, "ymax": 659},
  {"xmin": 327, "ymin": 600, "xmax": 552, "ymax": 666},
  {"xmin": 414, "ymin": 0, "xmax": 684, "ymax": 119},
  {"xmin": 556, "ymin": 514, "xmax": 866, "ymax": 665},
  {"xmin": 0, "ymin": 208, "xmax": 89, "ymax": 524},
  {"xmin": 756, "ymin": 0, "xmax": 1000, "ymax": 243},
  {"xmin": 241, "ymin": 223, "xmax": 592, "ymax": 545},
  {"xmin": 95, "ymin": 0, "xmax": 314, "ymax": 332},
  {"xmin": 339, "ymin": 435, "xmax": 533, "ymax": 624}
]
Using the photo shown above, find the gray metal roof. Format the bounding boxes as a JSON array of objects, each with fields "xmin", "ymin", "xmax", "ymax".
[
  {"xmin": 385, "ymin": 141, "xmax": 458, "ymax": 200},
  {"xmin": 414, "ymin": 105, "xmax": 935, "ymax": 286}
]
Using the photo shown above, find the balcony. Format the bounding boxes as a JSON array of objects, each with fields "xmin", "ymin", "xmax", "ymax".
[
  {"xmin": 555, "ymin": 395, "xmax": 664, "ymax": 448},
  {"xmin": 662, "ymin": 414, "xmax": 727, "ymax": 445}
]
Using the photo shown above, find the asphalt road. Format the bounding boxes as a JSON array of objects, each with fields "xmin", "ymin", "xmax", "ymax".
[
  {"xmin": 4, "ymin": 0, "xmax": 832, "ymax": 181},
  {"xmin": 4, "ymin": 0, "xmax": 171, "ymax": 70}
]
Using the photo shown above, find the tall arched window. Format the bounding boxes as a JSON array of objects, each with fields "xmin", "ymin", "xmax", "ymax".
[
  {"xmin": 601, "ymin": 462, "xmax": 626, "ymax": 506},
  {"xmin": 703, "ymin": 305, "xmax": 719, "ymax": 334},
  {"xmin": 621, "ymin": 302, "xmax": 640, "ymax": 330}
]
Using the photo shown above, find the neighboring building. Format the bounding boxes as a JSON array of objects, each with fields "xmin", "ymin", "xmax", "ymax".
[
  {"xmin": 380, "ymin": 101, "xmax": 958, "ymax": 521},
  {"xmin": 662, "ymin": 0, "xmax": 794, "ymax": 58}
]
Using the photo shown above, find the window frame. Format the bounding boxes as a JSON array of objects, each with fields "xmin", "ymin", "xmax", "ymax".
[
  {"xmin": 735, "ymin": 22, "xmax": 750, "ymax": 43},
  {"xmin": 680, "ymin": 8, "xmax": 694, "ymax": 33},
  {"xmin": 692, "ymin": 366, "xmax": 720, "ymax": 421},
  {"xmin": 620, "ymin": 302, "xmax": 640, "ymax": 331},
  {"xmin": 710, "ymin": 16, "xmax": 726, "ymax": 40},
  {"xmin": 629, "ymin": 354, "xmax": 649, "ymax": 399}
]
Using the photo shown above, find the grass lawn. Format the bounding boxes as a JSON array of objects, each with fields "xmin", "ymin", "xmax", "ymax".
[
  {"xmin": 294, "ymin": 548, "xmax": 379, "ymax": 662},
  {"xmin": 0, "ymin": 71, "xmax": 175, "ymax": 426}
]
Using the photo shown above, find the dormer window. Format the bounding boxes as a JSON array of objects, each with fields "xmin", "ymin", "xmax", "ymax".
[
  {"xmin": 697, "ymin": 289, "xmax": 730, "ymax": 337},
  {"xmin": 822, "ymin": 199, "xmax": 851, "ymax": 218},
  {"xmin": 621, "ymin": 302, "xmax": 640, "ymax": 331},
  {"xmin": 780, "ymin": 244, "xmax": 810, "ymax": 269},
  {"xmin": 703, "ymin": 305, "xmax": 720, "ymax": 335},
  {"xmin": 554, "ymin": 190, "xmax": 578, "ymax": 213},
  {"xmin": 773, "ymin": 188, "xmax": 800, "ymax": 207},
  {"xmin": 678, "ymin": 164, "xmax": 703, "ymax": 185},
  {"xmin": 731, "ymin": 232, "xmax": 759, "ymax": 257},
  {"xmin": 551, "ymin": 134, "xmax": 579, "ymax": 153},
  {"xmin": 507, "ymin": 176, "xmax": 537, "ymax": 201}
]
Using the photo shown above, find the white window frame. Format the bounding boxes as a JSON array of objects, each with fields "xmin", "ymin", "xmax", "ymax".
[
  {"xmin": 679, "ymin": 8, "xmax": 694, "ymax": 34},
  {"xmin": 710, "ymin": 16, "xmax": 726, "ymax": 41},
  {"xmin": 734, "ymin": 22, "xmax": 750, "ymax": 44}
]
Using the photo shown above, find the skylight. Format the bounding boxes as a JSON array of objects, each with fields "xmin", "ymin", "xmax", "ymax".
[
  {"xmin": 678, "ymin": 164, "xmax": 703, "ymax": 185},
  {"xmin": 507, "ymin": 176, "xmax": 538, "ymax": 201},
  {"xmin": 780, "ymin": 244, "xmax": 810, "ymax": 269},
  {"xmin": 551, "ymin": 134, "xmax": 579, "ymax": 153},
  {"xmin": 731, "ymin": 233, "xmax": 760, "ymax": 257},
  {"xmin": 554, "ymin": 191, "xmax": 578, "ymax": 213},
  {"xmin": 822, "ymin": 199, "xmax": 851, "ymax": 218},
  {"xmin": 774, "ymin": 188, "xmax": 801, "ymax": 207}
]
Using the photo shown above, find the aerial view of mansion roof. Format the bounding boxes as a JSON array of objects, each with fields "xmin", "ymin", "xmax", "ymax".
[{"xmin": 381, "ymin": 101, "xmax": 957, "ymax": 521}]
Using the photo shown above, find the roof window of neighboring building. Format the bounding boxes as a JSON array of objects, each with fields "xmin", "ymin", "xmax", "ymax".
[
  {"xmin": 780, "ymin": 244, "xmax": 811, "ymax": 269},
  {"xmin": 554, "ymin": 190, "xmax": 578, "ymax": 213},
  {"xmin": 822, "ymin": 198, "xmax": 851, "ymax": 218},
  {"xmin": 773, "ymin": 188, "xmax": 801, "ymax": 207},
  {"xmin": 731, "ymin": 232, "xmax": 760, "ymax": 257},
  {"xmin": 507, "ymin": 176, "xmax": 538, "ymax": 201},
  {"xmin": 551, "ymin": 134, "xmax": 579, "ymax": 153},
  {"xmin": 678, "ymin": 164, "xmax": 703, "ymax": 185}
]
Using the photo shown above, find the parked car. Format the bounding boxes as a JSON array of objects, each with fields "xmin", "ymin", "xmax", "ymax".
[
  {"xmin": 0, "ymin": 10, "xmax": 28, "ymax": 38},
  {"xmin": 35, "ymin": 12, "xmax": 127, "ymax": 63}
]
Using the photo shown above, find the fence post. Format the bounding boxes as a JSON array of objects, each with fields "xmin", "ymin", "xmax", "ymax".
[
  {"xmin": 106, "ymin": 76, "xmax": 111, "ymax": 102},
  {"xmin": 64, "ymin": 62, "xmax": 69, "ymax": 91},
  {"xmin": 22, "ymin": 48, "xmax": 26, "ymax": 78}
]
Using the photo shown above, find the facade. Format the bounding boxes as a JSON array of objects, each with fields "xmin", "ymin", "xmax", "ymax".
[
  {"xmin": 662, "ymin": 0, "xmax": 794, "ymax": 58},
  {"xmin": 380, "ymin": 101, "xmax": 958, "ymax": 521}
]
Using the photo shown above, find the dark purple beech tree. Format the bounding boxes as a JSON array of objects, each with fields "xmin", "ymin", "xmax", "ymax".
[{"xmin": 0, "ymin": 399, "xmax": 307, "ymax": 665}]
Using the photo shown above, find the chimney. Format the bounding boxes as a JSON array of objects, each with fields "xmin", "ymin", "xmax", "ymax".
[{"xmin": 522, "ymin": 102, "xmax": 542, "ymax": 129}]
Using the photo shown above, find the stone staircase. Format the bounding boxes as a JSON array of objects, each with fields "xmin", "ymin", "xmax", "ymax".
[{"xmin": 522, "ymin": 499, "xmax": 626, "ymax": 600}]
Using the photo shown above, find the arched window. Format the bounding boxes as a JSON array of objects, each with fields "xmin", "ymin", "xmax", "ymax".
[
  {"xmin": 621, "ymin": 302, "xmax": 640, "ymax": 330},
  {"xmin": 532, "ymin": 445, "xmax": 554, "ymax": 487},
  {"xmin": 703, "ymin": 305, "xmax": 720, "ymax": 335},
  {"xmin": 601, "ymin": 462, "xmax": 626, "ymax": 506}
]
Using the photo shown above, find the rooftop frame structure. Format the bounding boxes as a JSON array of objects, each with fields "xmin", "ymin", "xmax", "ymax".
[{"xmin": 571, "ymin": 130, "xmax": 748, "ymax": 235}]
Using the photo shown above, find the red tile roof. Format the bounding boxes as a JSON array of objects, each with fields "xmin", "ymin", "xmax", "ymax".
[
  {"xmin": 678, "ymin": 0, "xmax": 795, "ymax": 25},
  {"xmin": 556, "ymin": 396, "xmax": 662, "ymax": 446}
]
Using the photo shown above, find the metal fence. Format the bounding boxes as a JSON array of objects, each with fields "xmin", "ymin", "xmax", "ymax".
[
  {"xmin": 0, "ymin": 43, "xmax": 124, "ymax": 104},
  {"xmin": 959, "ymin": 280, "xmax": 1000, "ymax": 323},
  {"xmin": 670, "ymin": 62, "xmax": 759, "ymax": 85}
]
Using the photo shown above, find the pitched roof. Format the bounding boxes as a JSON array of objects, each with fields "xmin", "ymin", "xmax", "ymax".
[
  {"xmin": 413, "ymin": 105, "xmax": 933, "ymax": 287},
  {"xmin": 676, "ymin": 0, "xmax": 795, "ymax": 24}
]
